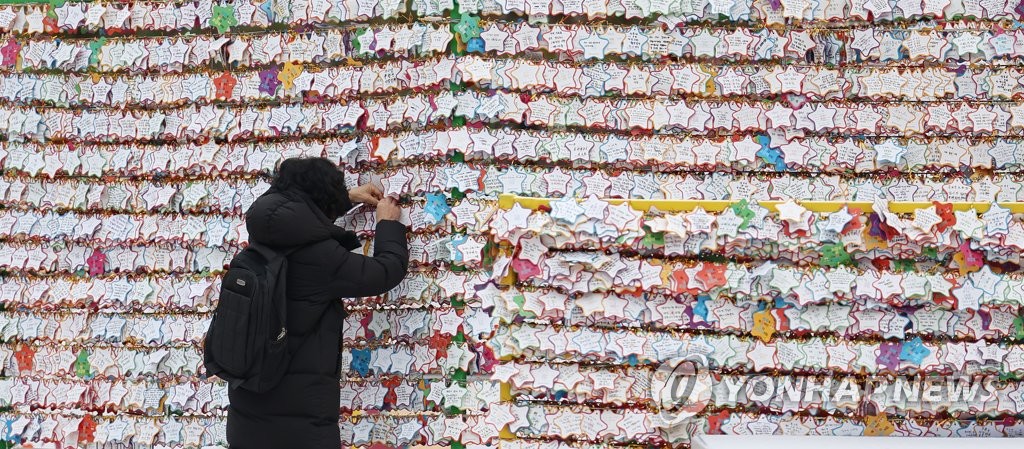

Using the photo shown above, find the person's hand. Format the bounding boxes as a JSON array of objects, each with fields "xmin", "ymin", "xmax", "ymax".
[
  {"xmin": 376, "ymin": 197, "xmax": 402, "ymax": 221},
  {"xmin": 349, "ymin": 184, "xmax": 383, "ymax": 206}
]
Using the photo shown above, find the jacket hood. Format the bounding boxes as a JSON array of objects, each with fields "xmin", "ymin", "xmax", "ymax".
[{"xmin": 245, "ymin": 187, "xmax": 359, "ymax": 250}]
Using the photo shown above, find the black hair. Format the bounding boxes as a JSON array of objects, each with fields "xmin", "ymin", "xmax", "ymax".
[{"xmin": 272, "ymin": 157, "xmax": 353, "ymax": 221}]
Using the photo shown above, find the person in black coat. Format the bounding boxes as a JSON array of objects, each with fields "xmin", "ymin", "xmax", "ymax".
[{"xmin": 226, "ymin": 157, "xmax": 408, "ymax": 449}]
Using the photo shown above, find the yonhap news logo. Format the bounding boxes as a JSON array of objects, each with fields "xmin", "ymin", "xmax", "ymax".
[
  {"xmin": 650, "ymin": 354, "xmax": 714, "ymax": 427},
  {"xmin": 650, "ymin": 357, "xmax": 1002, "ymax": 427}
]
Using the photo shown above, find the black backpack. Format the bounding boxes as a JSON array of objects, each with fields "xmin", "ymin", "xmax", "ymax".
[{"xmin": 203, "ymin": 242, "xmax": 302, "ymax": 393}]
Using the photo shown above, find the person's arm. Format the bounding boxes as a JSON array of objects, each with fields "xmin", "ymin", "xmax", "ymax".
[{"xmin": 324, "ymin": 219, "xmax": 409, "ymax": 298}]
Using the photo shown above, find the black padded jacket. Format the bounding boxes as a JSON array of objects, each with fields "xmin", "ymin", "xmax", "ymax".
[{"xmin": 225, "ymin": 187, "xmax": 408, "ymax": 449}]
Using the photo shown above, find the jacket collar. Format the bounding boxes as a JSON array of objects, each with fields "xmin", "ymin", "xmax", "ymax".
[{"xmin": 245, "ymin": 187, "xmax": 360, "ymax": 250}]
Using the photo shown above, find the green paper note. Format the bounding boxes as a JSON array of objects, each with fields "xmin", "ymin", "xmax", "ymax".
[
  {"xmin": 211, "ymin": 4, "xmax": 238, "ymax": 33},
  {"xmin": 820, "ymin": 243, "xmax": 852, "ymax": 268},
  {"xmin": 74, "ymin": 348, "xmax": 90, "ymax": 378},
  {"xmin": 641, "ymin": 231, "xmax": 665, "ymax": 248}
]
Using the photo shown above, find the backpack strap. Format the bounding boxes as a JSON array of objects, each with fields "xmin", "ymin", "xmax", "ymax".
[
  {"xmin": 242, "ymin": 241, "xmax": 306, "ymax": 345},
  {"xmin": 246, "ymin": 241, "xmax": 316, "ymax": 259},
  {"xmin": 242, "ymin": 241, "xmax": 278, "ymax": 261},
  {"xmin": 244, "ymin": 240, "xmax": 323, "ymax": 342}
]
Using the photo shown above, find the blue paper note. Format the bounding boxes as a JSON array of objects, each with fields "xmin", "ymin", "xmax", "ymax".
[
  {"xmin": 449, "ymin": 234, "xmax": 469, "ymax": 262},
  {"xmin": 694, "ymin": 294, "xmax": 710, "ymax": 321},
  {"xmin": 423, "ymin": 192, "xmax": 451, "ymax": 224},
  {"xmin": 350, "ymin": 348, "xmax": 371, "ymax": 377},
  {"xmin": 899, "ymin": 337, "xmax": 930, "ymax": 365}
]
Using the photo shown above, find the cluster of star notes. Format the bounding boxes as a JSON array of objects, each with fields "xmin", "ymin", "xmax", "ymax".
[{"xmin": 2, "ymin": 0, "xmax": 1024, "ymax": 447}]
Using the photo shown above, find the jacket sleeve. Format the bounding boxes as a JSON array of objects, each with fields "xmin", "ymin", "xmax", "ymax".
[{"xmin": 324, "ymin": 219, "xmax": 409, "ymax": 298}]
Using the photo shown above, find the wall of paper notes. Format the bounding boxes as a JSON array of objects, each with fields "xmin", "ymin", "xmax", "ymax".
[{"xmin": 1, "ymin": 0, "xmax": 1024, "ymax": 447}]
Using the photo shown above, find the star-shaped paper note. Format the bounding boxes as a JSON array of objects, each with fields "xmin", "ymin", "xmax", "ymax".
[
  {"xmin": 606, "ymin": 202, "xmax": 643, "ymax": 232},
  {"xmin": 823, "ymin": 207, "xmax": 853, "ymax": 234},
  {"xmin": 863, "ymin": 414, "xmax": 895, "ymax": 436},
  {"xmin": 746, "ymin": 341, "xmax": 777, "ymax": 372},
  {"xmin": 530, "ymin": 364, "xmax": 560, "ymax": 389},
  {"xmin": 732, "ymin": 138, "xmax": 761, "ymax": 164},
  {"xmin": 775, "ymin": 200, "xmax": 808, "ymax": 225},
  {"xmin": 954, "ymin": 281, "xmax": 984, "ymax": 311},
  {"xmin": 502, "ymin": 203, "xmax": 532, "ymax": 232},
  {"xmin": 685, "ymin": 207, "xmax": 716, "ymax": 234},
  {"xmin": 716, "ymin": 207, "xmax": 744, "ymax": 238},
  {"xmin": 769, "ymin": 268, "xmax": 801, "ymax": 294},
  {"xmin": 982, "ymin": 203, "xmax": 1011, "ymax": 236},
  {"xmin": 778, "ymin": 141, "xmax": 811, "ymax": 166},
  {"xmin": 716, "ymin": 68, "xmax": 747, "ymax": 95},
  {"xmin": 850, "ymin": 28, "xmax": 880, "ymax": 55},
  {"xmin": 211, "ymin": 4, "xmax": 238, "ymax": 33},
  {"xmin": 970, "ymin": 265, "xmax": 1003, "ymax": 295},
  {"xmin": 911, "ymin": 205, "xmax": 942, "ymax": 232},
  {"xmin": 549, "ymin": 197, "xmax": 585, "ymax": 225},
  {"xmin": 454, "ymin": 14, "xmax": 482, "ymax": 40},
  {"xmin": 953, "ymin": 209, "xmax": 984, "ymax": 239},
  {"xmin": 578, "ymin": 32, "xmax": 609, "ymax": 60},
  {"xmin": 578, "ymin": 195, "xmax": 609, "ymax": 220},
  {"xmin": 874, "ymin": 140, "xmax": 907, "ymax": 165},
  {"xmin": 780, "ymin": 0, "xmax": 810, "ymax": 17}
]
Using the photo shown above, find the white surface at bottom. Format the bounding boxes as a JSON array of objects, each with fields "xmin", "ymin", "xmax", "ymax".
[{"xmin": 694, "ymin": 435, "xmax": 1022, "ymax": 449}]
